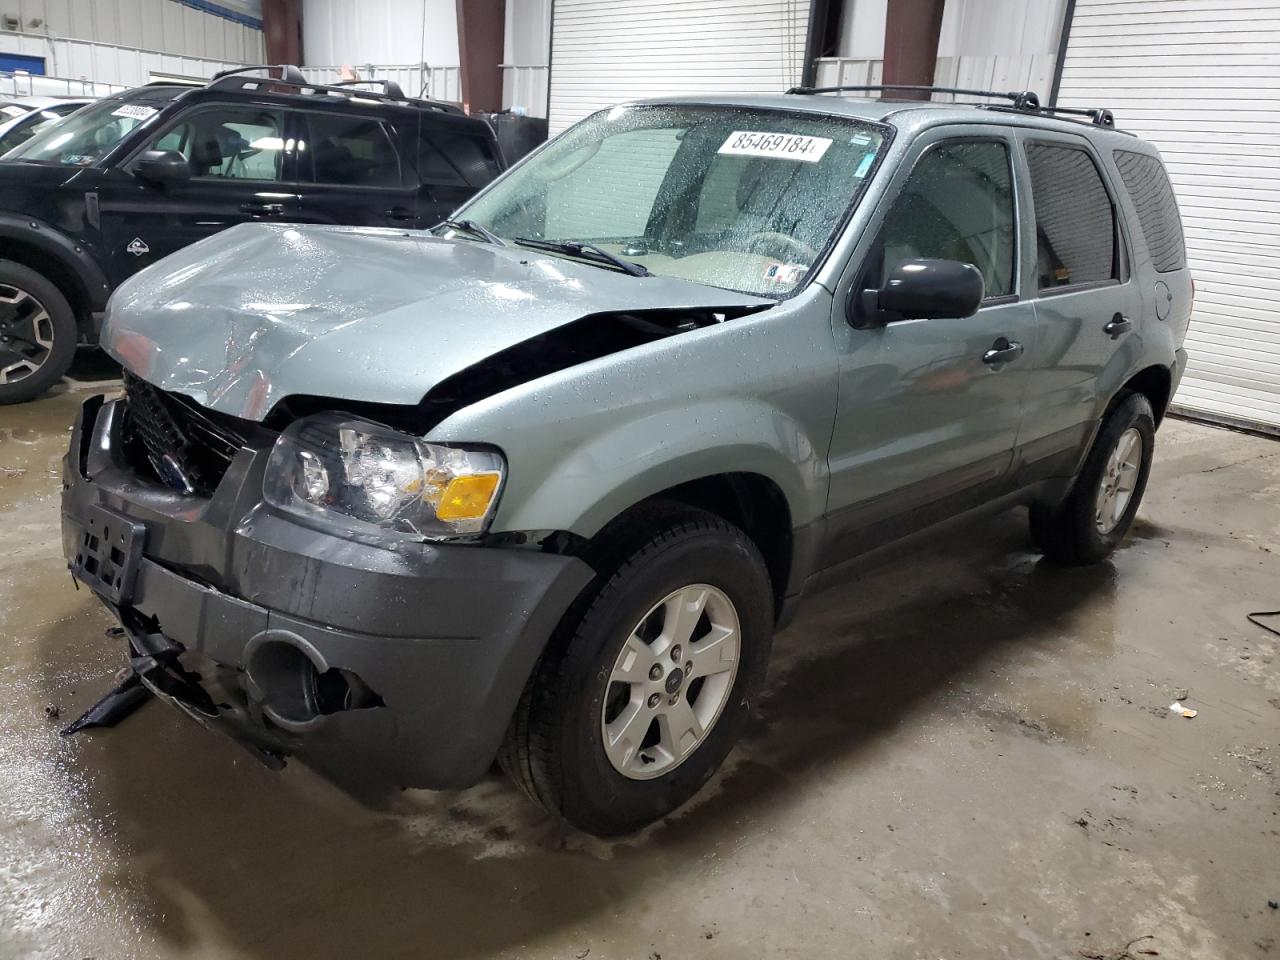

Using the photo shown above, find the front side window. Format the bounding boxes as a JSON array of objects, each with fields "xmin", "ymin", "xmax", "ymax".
[
  {"xmin": 142, "ymin": 106, "xmax": 286, "ymax": 181},
  {"xmin": 1026, "ymin": 143, "xmax": 1118, "ymax": 289},
  {"xmin": 304, "ymin": 113, "xmax": 401, "ymax": 187},
  {"xmin": 4, "ymin": 93, "xmax": 176, "ymax": 165},
  {"xmin": 452, "ymin": 105, "xmax": 886, "ymax": 297},
  {"xmin": 866, "ymin": 139, "xmax": 1016, "ymax": 299}
]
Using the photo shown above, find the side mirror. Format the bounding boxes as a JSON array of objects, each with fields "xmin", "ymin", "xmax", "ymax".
[
  {"xmin": 850, "ymin": 258, "xmax": 985, "ymax": 328},
  {"xmin": 133, "ymin": 149, "xmax": 191, "ymax": 185}
]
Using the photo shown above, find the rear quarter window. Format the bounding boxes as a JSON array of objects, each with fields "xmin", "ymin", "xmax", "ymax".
[{"xmin": 1113, "ymin": 150, "xmax": 1186, "ymax": 273}]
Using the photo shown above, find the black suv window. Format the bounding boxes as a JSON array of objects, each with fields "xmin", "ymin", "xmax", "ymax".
[
  {"xmin": 1113, "ymin": 150, "xmax": 1185, "ymax": 273},
  {"xmin": 304, "ymin": 113, "xmax": 402, "ymax": 187},
  {"xmin": 415, "ymin": 129, "xmax": 501, "ymax": 188},
  {"xmin": 144, "ymin": 105, "xmax": 286, "ymax": 181},
  {"xmin": 1026, "ymin": 143, "xmax": 1118, "ymax": 290},
  {"xmin": 870, "ymin": 139, "xmax": 1016, "ymax": 298}
]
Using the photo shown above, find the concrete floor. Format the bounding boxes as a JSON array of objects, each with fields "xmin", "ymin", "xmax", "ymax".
[{"xmin": 2, "ymin": 385, "xmax": 1278, "ymax": 960}]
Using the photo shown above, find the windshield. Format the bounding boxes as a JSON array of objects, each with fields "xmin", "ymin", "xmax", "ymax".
[
  {"xmin": 5, "ymin": 95, "xmax": 171, "ymax": 165},
  {"xmin": 450, "ymin": 104, "xmax": 885, "ymax": 297},
  {"xmin": 0, "ymin": 109, "xmax": 68, "ymax": 155}
]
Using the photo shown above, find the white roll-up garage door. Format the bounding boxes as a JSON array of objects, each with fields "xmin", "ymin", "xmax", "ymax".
[
  {"xmin": 547, "ymin": 0, "xmax": 813, "ymax": 136},
  {"xmin": 1058, "ymin": 0, "xmax": 1280, "ymax": 432}
]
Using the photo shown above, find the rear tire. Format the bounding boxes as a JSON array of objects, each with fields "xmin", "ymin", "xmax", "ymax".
[
  {"xmin": 1030, "ymin": 392, "xmax": 1155, "ymax": 565},
  {"xmin": 0, "ymin": 260, "xmax": 77, "ymax": 405},
  {"xmin": 500, "ymin": 504, "xmax": 774, "ymax": 836}
]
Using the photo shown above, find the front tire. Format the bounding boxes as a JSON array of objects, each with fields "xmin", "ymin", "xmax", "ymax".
[
  {"xmin": 0, "ymin": 260, "xmax": 77, "ymax": 405},
  {"xmin": 500, "ymin": 505, "xmax": 774, "ymax": 836},
  {"xmin": 1030, "ymin": 392, "xmax": 1155, "ymax": 565}
]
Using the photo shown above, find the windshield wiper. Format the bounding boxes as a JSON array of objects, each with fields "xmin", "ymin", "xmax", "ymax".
[
  {"xmin": 440, "ymin": 218, "xmax": 507, "ymax": 246},
  {"xmin": 514, "ymin": 237, "xmax": 650, "ymax": 277}
]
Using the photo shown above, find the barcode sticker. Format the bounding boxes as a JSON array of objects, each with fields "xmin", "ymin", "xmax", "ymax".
[
  {"xmin": 718, "ymin": 130, "xmax": 833, "ymax": 163},
  {"xmin": 111, "ymin": 104, "xmax": 157, "ymax": 121}
]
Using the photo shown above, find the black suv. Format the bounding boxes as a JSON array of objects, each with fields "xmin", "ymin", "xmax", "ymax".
[{"xmin": 0, "ymin": 65, "xmax": 504, "ymax": 404}]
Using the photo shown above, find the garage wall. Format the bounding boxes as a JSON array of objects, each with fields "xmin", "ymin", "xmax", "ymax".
[
  {"xmin": 1057, "ymin": 0, "xmax": 1280, "ymax": 432},
  {"xmin": 0, "ymin": 0, "xmax": 263, "ymax": 63},
  {"xmin": 0, "ymin": 29, "xmax": 251, "ymax": 92},
  {"xmin": 301, "ymin": 0, "xmax": 458, "ymax": 70},
  {"xmin": 547, "ymin": 0, "xmax": 813, "ymax": 136}
]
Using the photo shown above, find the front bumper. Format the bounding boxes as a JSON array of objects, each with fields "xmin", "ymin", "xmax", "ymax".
[{"xmin": 61, "ymin": 395, "xmax": 593, "ymax": 790}]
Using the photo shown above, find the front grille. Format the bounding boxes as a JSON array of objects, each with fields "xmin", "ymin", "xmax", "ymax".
[{"xmin": 121, "ymin": 373, "xmax": 246, "ymax": 495}]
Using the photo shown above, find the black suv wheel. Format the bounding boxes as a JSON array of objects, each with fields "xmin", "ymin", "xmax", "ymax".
[{"xmin": 0, "ymin": 260, "xmax": 77, "ymax": 405}]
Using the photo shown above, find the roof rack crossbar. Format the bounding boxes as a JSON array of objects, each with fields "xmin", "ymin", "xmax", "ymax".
[
  {"xmin": 1035, "ymin": 103, "xmax": 1115, "ymax": 127},
  {"xmin": 328, "ymin": 78, "xmax": 407, "ymax": 101},
  {"xmin": 209, "ymin": 64, "xmax": 308, "ymax": 86},
  {"xmin": 786, "ymin": 84, "xmax": 1041, "ymax": 110}
]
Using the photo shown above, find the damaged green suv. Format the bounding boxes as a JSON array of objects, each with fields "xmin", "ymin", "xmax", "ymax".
[{"xmin": 62, "ymin": 88, "xmax": 1191, "ymax": 835}]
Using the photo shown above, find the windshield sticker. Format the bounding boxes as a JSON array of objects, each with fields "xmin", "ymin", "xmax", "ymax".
[
  {"xmin": 1, "ymin": 105, "xmax": 26, "ymax": 118},
  {"xmin": 764, "ymin": 262, "xmax": 807, "ymax": 284},
  {"xmin": 854, "ymin": 153, "xmax": 876, "ymax": 178},
  {"xmin": 718, "ymin": 131, "xmax": 833, "ymax": 163},
  {"xmin": 111, "ymin": 104, "xmax": 158, "ymax": 121}
]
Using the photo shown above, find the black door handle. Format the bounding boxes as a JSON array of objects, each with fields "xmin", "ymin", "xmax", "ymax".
[
  {"xmin": 385, "ymin": 206, "xmax": 415, "ymax": 221},
  {"xmin": 240, "ymin": 201, "xmax": 285, "ymax": 216},
  {"xmin": 982, "ymin": 337, "xmax": 1024, "ymax": 367},
  {"xmin": 1104, "ymin": 314, "xmax": 1132, "ymax": 339}
]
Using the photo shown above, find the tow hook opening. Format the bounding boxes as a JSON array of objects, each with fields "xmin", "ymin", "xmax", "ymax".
[{"xmin": 247, "ymin": 640, "xmax": 384, "ymax": 728}]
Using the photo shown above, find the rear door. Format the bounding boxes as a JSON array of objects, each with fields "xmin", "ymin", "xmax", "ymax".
[
  {"xmin": 823, "ymin": 127, "xmax": 1037, "ymax": 566},
  {"xmin": 294, "ymin": 108, "xmax": 418, "ymax": 228},
  {"xmin": 97, "ymin": 101, "xmax": 297, "ymax": 284},
  {"xmin": 1012, "ymin": 131, "xmax": 1145, "ymax": 483}
]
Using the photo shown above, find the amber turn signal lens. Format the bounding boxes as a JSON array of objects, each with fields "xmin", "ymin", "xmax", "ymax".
[{"xmin": 435, "ymin": 473, "xmax": 501, "ymax": 521}]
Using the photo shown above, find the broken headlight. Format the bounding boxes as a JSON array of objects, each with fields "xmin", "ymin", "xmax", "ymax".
[{"xmin": 263, "ymin": 414, "xmax": 505, "ymax": 541}]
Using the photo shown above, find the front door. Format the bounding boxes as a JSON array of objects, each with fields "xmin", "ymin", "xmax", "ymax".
[
  {"xmin": 823, "ymin": 129, "xmax": 1037, "ymax": 567},
  {"xmin": 97, "ymin": 102, "xmax": 298, "ymax": 285},
  {"xmin": 1011, "ymin": 130, "xmax": 1146, "ymax": 482}
]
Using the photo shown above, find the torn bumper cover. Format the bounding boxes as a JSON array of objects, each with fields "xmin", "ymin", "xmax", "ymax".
[{"xmin": 60, "ymin": 394, "xmax": 593, "ymax": 790}]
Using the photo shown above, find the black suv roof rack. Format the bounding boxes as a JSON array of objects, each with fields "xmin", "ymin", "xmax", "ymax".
[
  {"xmin": 785, "ymin": 83, "xmax": 1115, "ymax": 128},
  {"xmin": 206, "ymin": 64, "xmax": 462, "ymax": 114},
  {"xmin": 328, "ymin": 78, "xmax": 407, "ymax": 100}
]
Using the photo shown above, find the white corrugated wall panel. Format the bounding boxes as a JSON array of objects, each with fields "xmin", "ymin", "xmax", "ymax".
[
  {"xmin": 547, "ymin": 0, "xmax": 812, "ymax": 136},
  {"xmin": 3, "ymin": 0, "xmax": 263, "ymax": 64},
  {"xmin": 1058, "ymin": 0, "xmax": 1280, "ymax": 432},
  {"xmin": 0, "ymin": 29, "xmax": 252, "ymax": 88}
]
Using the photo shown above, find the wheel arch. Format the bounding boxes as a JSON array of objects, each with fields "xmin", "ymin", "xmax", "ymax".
[
  {"xmin": 0, "ymin": 217, "xmax": 111, "ymax": 339},
  {"xmin": 595, "ymin": 471, "xmax": 798, "ymax": 620},
  {"xmin": 1119, "ymin": 363, "xmax": 1173, "ymax": 425}
]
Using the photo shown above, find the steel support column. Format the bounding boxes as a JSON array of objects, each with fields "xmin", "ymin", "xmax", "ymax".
[{"xmin": 882, "ymin": 0, "xmax": 945, "ymax": 98}]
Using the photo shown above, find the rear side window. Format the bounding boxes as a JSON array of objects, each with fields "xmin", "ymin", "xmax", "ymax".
[
  {"xmin": 1113, "ymin": 150, "xmax": 1186, "ymax": 273},
  {"xmin": 304, "ymin": 113, "xmax": 402, "ymax": 187},
  {"xmin": 1026, "ymin": 143, "xmax": 1117, "ymax": 289}
]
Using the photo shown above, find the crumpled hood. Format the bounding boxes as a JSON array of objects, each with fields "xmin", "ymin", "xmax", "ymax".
[{"xmin": 104, "ymin": 223, "xmax": 770, "ymax": 421}]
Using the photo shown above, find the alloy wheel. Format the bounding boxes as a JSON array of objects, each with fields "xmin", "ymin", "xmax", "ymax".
[
  {"xmin": 601, "ymin": 583, "xmax": 741, "ymax": 780},
  {"xmin": 1095, "ymin": 426, "xmax": 1142, "ymax": 534},
  {"xmin": 0, "ymin": 283, "xmax": 55, "ymax": 385}
]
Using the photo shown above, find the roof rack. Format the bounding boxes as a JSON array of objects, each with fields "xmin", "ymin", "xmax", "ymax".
[
  {"xmin": 328, "ymin": 78, "xmax": 407, "ymax": 100},
  {"xmin": 785, "ymin": 83, "xmax": 1116, "ymax": 128},
  {"xmin": 210, "ymin": 64, "xmax": 308, "ymax": 87},
  {"xmin": 205, "ymin": 64, "xmax": 462, "ymax": 114}
]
